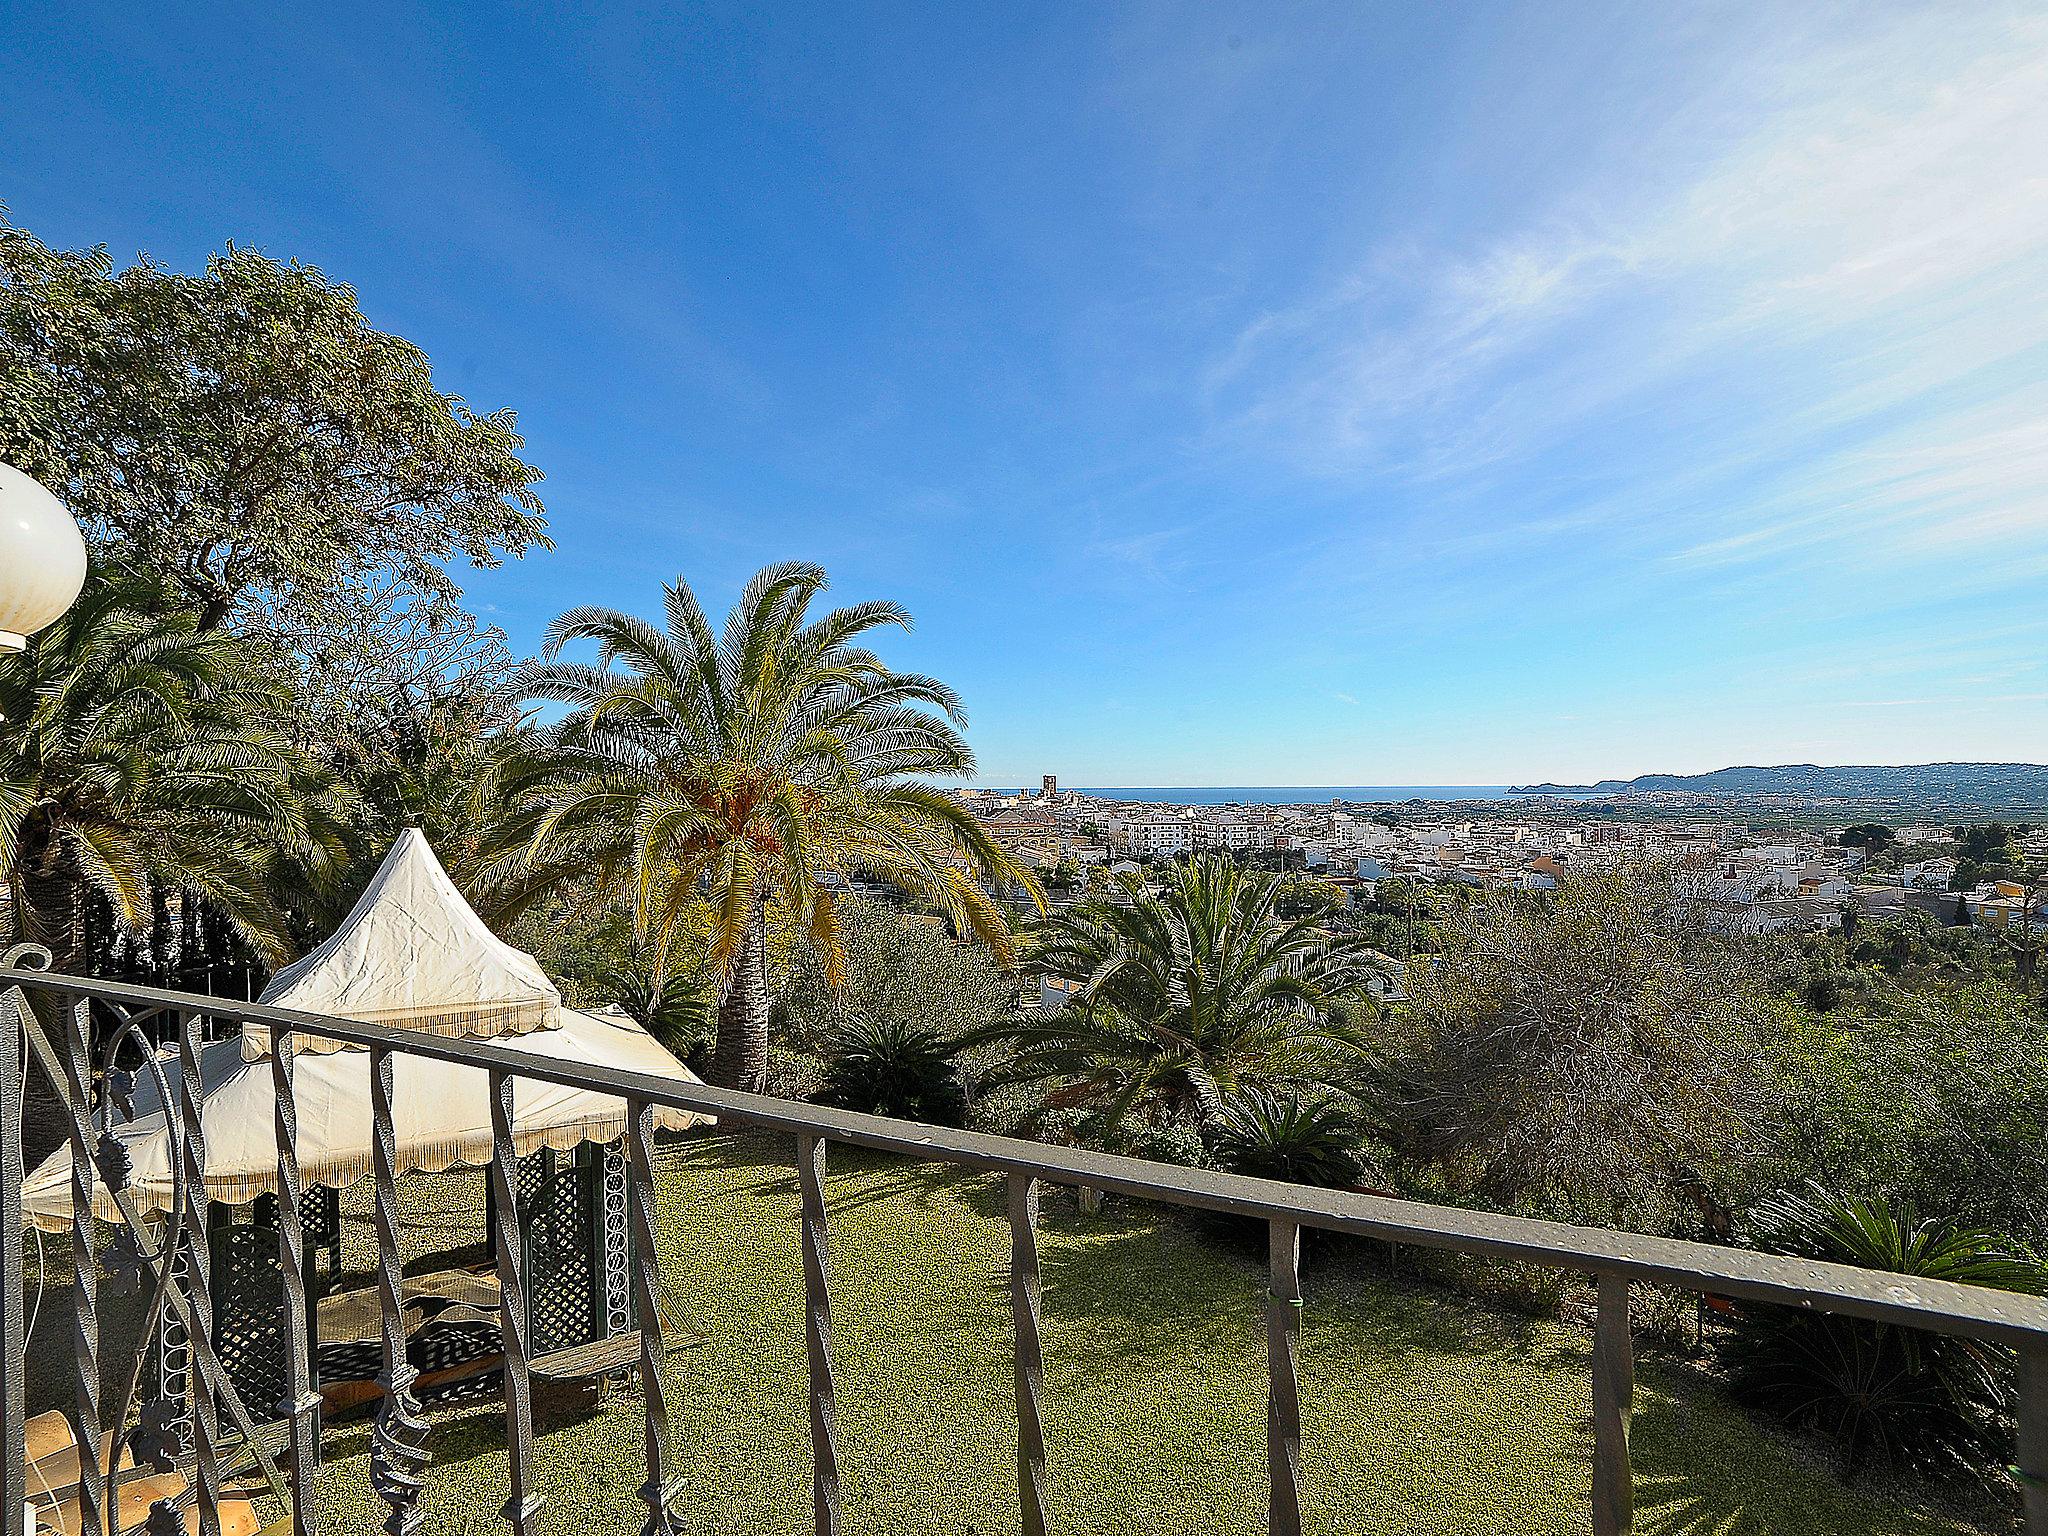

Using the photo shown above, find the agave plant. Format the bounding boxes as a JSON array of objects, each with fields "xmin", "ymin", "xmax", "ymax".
[
  {"xmin": 1209, "ymin": 1088, "xmax": 1368, "ymax": 1189},
  {"xmin": 1722, "ymin": 1182, "xmax": 2048, "ymax": 1474},
  {"xmin": 815, "ymin": 1014, "xmax": 968, "ymax": 1127}
]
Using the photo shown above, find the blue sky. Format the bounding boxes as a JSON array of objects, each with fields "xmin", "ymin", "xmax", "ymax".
[{"xmin": 7, "ymin": 2, "xmax": 2047, "ymax": 785}]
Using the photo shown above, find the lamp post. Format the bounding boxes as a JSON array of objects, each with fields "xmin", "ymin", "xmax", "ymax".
[
  {"xmin": 0, "ymin": 461, "xmax": 88, "ymax": 652},
  {"xmin": 1, "ymin": 460, "xmax": 83, "ymax": 1536}
]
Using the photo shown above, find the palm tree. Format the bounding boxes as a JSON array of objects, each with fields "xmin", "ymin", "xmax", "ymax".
[
  {"xmin": 303, "ymin": 679, "xmax": 586, "ymax": 936},
  {"xmin": 518, "ymin": 562, "xmax": 1036, "ymax": 1091},
  {"xmin": 0, "ymin": 574, "xmax": 307, "ymax": 972},
  {"xmin": 980, "ymin": 856, "xmax": 1379, "ymax": 1140}
]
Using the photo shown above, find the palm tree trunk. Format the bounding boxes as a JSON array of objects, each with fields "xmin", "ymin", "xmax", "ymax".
[
  {"xmin": 17, "ymin": 825, "xmax": 83, "ymax": 974},
  {"xmin": 712, "ymin": 905, "xmax": 771, "ymax": 1092}
]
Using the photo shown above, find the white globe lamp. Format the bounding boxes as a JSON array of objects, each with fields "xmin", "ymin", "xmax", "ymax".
[{"xmin": 0, "ymin": 462, "xmax": 88, "ymax": 651}]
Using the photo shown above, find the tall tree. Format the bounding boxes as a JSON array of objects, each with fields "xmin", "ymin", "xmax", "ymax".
[
  {"xmin": 518, "ymin": 562, "xmax": 1036, "ymax": 1091},
  {"xmin": 983, "ymin": 856, "xmax": 1379, "ymax": 1139},
  {"xmin": 0, "ymin": 574, "xmax": 309, "ymax": 971},
  {"xmin": 1379, "ymin": 862, "xmax": 1768, "ymax": 1227},
  {"xmin": 0, "ymin": 213, "xmax": 547, "ymax": 633}
]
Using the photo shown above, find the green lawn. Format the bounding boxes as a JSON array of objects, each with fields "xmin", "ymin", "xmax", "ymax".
[{"xmin": 293, "ymin": 1132, "xmax": 1980, "ymax": 1536}]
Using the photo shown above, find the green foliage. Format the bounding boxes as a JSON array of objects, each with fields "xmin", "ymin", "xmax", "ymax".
[
  {"xmin": 1952, "ymin": 823, "xmax": 2029, "ymax": 864},
  {"xmin": 595, "ymin": 962, "xmax": 714, "ymax": 1062},
  {"xmin": 815, "ymin": 1014, "xmax": 969, "ymax": 1126},
  {"xmin": 1209, "ymin": 1088, "xmax": 1368, "ymax": 1188},
  {"xmin": 1769, "ymin": 909, "xmax": 2007, "ymax": 1014},
  {"xmin": 1838, "ymin": 823, "xmax": 1896, "ymax": 851},
  {"xmin": 979, "ymin": 856, "xmax": 1379, "ymax": 1139},
  {"xmin": 1271, "ymin": 870, "xmax": 1341, "ymax": 917},
  {"xmin": 1724, "ymin": 1182, "xmax": 2047, "ymax": 1475},
  {"xmin": 0, "ymin": 215, "xmax": 546, "ymax": 633},
  {"xmin": 1765, "ymin": 982, "xmax": 2048, "ymax": 1244},
  {"xmin": 781, "ymin": 898, "xmax": 1016, "ymax": 1053},
  {"xmin": 518, "ymin": 563, "xmax": 1037, "ymax": 1090},
  {"xmin": 0, "ymin": 573, "xmax": 318, "ymax": 968},
  {"xmin": 1377, "ymin": 862, "xmax": 1769, "ymax": 1227}
]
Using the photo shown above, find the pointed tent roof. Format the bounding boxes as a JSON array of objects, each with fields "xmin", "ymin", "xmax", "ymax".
[
  {"xmin": 22, "ymin": 830, "xmax": 716, "ymax": 1230},
  {"xmin": 244, "ymin": 828, "xmax": 561, "ymax": 1058}
]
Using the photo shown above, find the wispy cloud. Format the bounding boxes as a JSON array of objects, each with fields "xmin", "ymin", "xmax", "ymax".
[{"xmin": 1208, "ymin": 8, "xmax": 2048, "ymax": 573}]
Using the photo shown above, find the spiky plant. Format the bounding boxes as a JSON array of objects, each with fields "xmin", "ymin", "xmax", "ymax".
[
  {"xmin": 979, "ymin": 856, "xmax": 1379, "ymax": 1140},
  {"xmin": 1210, "ymin": 1087, "xmax": 1368, "ymax": 1189},
  {"xmin": 816, "ymin": 1014, "xmax": 969, "ymax": 1127},
  {"xmin": 596, "ymin": 961, "xmax": 713, "ymax": 1060},
  {"xmin": 1723, "ymin": 1182, "xmax": 2048, "ymax": 1475}
]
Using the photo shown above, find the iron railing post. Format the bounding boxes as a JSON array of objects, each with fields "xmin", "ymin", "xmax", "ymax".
[
  {"xmin": 270, "ymin": 1025, "xmax": 321, "ymax": 1536},
  {"xmin": 369, "ymin": 1046, "xmax": 429, "ymax": 1536},
  {"xmin": 62, "ymin": 994, "xmax": 104, "ymax": 1536},
  {"xmin": 176, "ymin": 1010, "xmax": 223, "ymax": 1536},
  {"xmin": 1, "ymin": 964, "xmax": 30, "ymax": 1536},
  {"xmin": 488, "ymin": 1069, "xmax": 541, "ymax": 1536}
]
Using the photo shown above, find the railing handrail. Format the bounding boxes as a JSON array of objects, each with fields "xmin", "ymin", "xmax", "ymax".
[{"xmin": 10, "ymin": 964, "xmax": 2048, "ymax": 1349}]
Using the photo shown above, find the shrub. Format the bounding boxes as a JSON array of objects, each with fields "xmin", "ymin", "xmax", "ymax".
[
  {"xmin": 1376, "ymin": 861, "xmax": 1769, "ymax": 1228},
  {"xmin": 1209, "ymin": 1089, "xmax": 1367, "ymax": 1189},
  {"xmin": 1765, "ymin": 982, "xmax": 2048, "ymax": 1244},
  {"xmin": 595, "ymin": 963, "xmax": 712, "ymax": 1061},
  {"xmin": 1721, "ymin": 1182, "xmax": 2048, "ymax": 1475},
  {"xmin": 815, "ymin": 1015, "xmax": 968, "ymax": 1127}
]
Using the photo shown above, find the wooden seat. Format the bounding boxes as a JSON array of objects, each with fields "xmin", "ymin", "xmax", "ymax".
[
  {"xmin": 32, "ymin": 1472, "xmax": 257, "ymax": 1536},
  {"xmin": 530, "ymin": 1331, "xmax": 643, "ymax": 1381},
  {"xmin": 314, "ymin": 1266, "xmax": 500, "ymax": 1344},
  {"xmin": 23, "ymin": 1412, "xmax": 136, "ymax": 1504},
  {"xmin": 529, "ymin": 1332, "xmax": 645, "ymax": 1423}
]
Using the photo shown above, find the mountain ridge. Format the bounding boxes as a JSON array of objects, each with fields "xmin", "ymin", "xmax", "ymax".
[{"xmin": 1514, "ymin": 761, "xmax": 2048, "ymax": 801}]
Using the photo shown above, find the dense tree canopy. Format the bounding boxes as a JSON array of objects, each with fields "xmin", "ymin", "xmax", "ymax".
[
  {"xmin": 0, "ymin": 214, "xmax": 547, "ymax": 633},
  {"xmin": 1377, "ymin": 863, "xmax": 1770, "ymax": 1227}
]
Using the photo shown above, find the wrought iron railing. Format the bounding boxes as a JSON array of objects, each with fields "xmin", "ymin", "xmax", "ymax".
[{"xmin": 8, "ymin": 952, "xmax": 2048, "ymax": 1536}]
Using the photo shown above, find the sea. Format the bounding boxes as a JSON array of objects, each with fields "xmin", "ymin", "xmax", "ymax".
[{"xmin": 1018, "ymin": 786, "xmax": 1525, "ymax": 806}]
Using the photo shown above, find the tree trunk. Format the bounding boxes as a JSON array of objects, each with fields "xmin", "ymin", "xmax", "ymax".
[
  {"xmin": 712, "ymin": 905, "xmax": 771, "ymax": 1093},
  {"xmin": 16, "ymin": 824, "xmax": 83, "ymax": 974}
]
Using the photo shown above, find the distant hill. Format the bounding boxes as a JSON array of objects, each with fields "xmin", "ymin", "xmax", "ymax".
[{"xmin": 1514, "ymin": 762, "xmax": 2048, "ymax": 807}]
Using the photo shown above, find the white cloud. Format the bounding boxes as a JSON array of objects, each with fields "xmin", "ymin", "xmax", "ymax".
[{"xmin": 1210, "ymin": 7, "xmax": 2048, "ymax": 571}]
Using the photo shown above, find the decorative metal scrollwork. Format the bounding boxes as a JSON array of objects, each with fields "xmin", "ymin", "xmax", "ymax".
[
  {"xmin": 103, "ymin": 1224, "xmax": 152, "ymax": 1296},
  {"xmin": 129, "ymin": 1396, "xmax": 185, "ymax": 1473},
  {"xmin": 94, "ymin": 1127, "xmax": 134, "ymax": 1192},
  {"xmin": 603, "ymin": 1140, "xmax": 632, "ymax": 1337},
  {"xmin": 370, "ymin": 1372, "xmax": 433, "ymax": 1536}
]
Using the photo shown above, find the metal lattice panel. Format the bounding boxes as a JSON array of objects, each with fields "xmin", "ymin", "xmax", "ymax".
[
  {"xmin": 525, "ymin": 1158, "xmax": 598, "ymax": 1356},
  {"xmin": 602, "ymin": 1141, "xmax": 632, "ymax": 1337},
  {"xmin": 211, "ymin": 1223, "xmax": 287, "ymax": 1423}
]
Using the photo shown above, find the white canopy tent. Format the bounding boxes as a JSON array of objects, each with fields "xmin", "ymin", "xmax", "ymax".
[{"xmin": 23, "ymin": 831, "xmax": 713, "ymax": 1232}]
